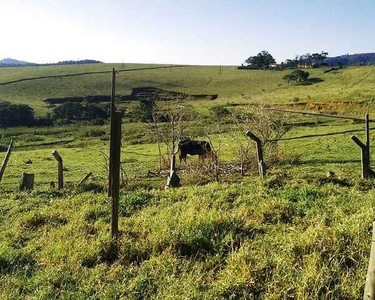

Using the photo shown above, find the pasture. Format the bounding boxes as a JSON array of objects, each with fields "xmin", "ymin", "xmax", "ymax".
[
  {"xmin": 2, "ymin": 63, "xmax": 375, "ymax": 115},
  {"xmin": 1, "ymin": 63, "xmax": 375, "ymax": 299}
]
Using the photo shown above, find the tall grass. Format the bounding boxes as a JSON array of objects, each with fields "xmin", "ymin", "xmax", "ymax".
[{"xmin": 0, "ymin": 179, "xmax": 372, "ymax": 299}]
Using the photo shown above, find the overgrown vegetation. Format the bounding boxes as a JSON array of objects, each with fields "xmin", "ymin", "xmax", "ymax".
[
  {"xmin": 51, "ymin": 101, "xmax": 110, "ymax": 123},
  {"xmin": 0, "ymin": 101, "xmax": 110, "ymax": 127},
  {"xmin": 0, "ymin": 102, "xmax": 35, "ymax": 127}
]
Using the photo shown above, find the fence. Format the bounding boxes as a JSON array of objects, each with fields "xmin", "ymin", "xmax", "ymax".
[{"xmin": 2, "ymin": 67, "xmax": 375, "ymax": 294}]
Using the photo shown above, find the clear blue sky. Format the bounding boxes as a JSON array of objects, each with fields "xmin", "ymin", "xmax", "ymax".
[{"xmin": 2, "ymin": 0, "xmax": 375, "ymax": 65}]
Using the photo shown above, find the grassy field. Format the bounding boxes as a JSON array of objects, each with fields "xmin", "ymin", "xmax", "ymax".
[
  {"xmin": 1, "ymin": 63, "xmax": 375, "ymax": 299},
  {"xmin": 1, "ymin": 63, "xmax": 375, "ymax": 115}
]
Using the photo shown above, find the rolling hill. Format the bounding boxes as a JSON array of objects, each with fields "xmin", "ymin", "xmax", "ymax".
[
  {"xmin": 1, "ymin": 62, "xmax": 375, "ymax": 299},
  {"xmin": 0, "ymin": 58, "xmax": 35, "ymax": 67},
  {"xmin": 1, "ymin": 63, "xmax": 375, "ymax": 116},
  {"xmin": 325, "ymin": 53, "xmax": 375, "ymax": 66}
]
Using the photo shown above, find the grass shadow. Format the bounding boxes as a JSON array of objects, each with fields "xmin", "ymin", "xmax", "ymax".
[
  {"xmin": 298, "ymin": 78, "xmax": 324, "ymax": 86},
  {"xmin": 296, "ymin": 159, "xmax": 360, "ymax": 166}
]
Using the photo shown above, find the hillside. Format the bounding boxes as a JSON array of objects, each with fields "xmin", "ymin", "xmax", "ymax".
[
  {"xmin": 0, "ymin": 58, "xmax": 102, "ymax": 68},
  {"xmin": 325, "ymin": 53, "xmax": 375, "ymax": 66},
  {"xmin": 1, "ymin": 63, "xmax": 375, "ymax": 116},
  {"xmin": 0, "ymin": 58, "xmax": 35, "ymax": 67},
  {"xmin": 1, "ymin": 63, "xmax": 375, "ymax": 299}
]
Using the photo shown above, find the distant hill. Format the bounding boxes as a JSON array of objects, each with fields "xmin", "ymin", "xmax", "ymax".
[
  {"xmin": 325, "ymin": 53, "xmax": 375, "ymax": 67},
  {"xmin": 0, "ymin": 58, "xmax": 36, "ymax": 67},
  {"xmin": 0, "ymin": 58, "xmax": 102, "ymax": 68}
]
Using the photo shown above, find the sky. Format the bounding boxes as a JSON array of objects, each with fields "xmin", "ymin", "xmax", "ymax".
[{"xmin": 1, "ymin": 0, "xmax": 375, "ymax": 65}]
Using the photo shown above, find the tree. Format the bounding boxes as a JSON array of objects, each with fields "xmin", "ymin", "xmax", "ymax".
[
  {"xmin": 291, "ymin": 70, "xmax": 309, "ymax": 82},
  {"xmin": 210, "ymin": 105, "xmax": 231, "ymax": 121},
  {"xmin": 283, "ymin": 70, "xmax": 310, "ymax": 84},
  {"xmin": 298, "ymin": 53, "xmax": 312, "ymax": 66},
  {"xmin": 283, "ymin": 74, "xmax": 297, "ymax": 84},
  {"xmin": 311, "ymin": 51, "xmax": 328, "ymax": 66},
  {"xmin": 52, "ymin": 102, "xmax": 83, "ymax": 120},
  {"xmin": 233, "ymin": 104, "xmax": 291, "ymax": 164},
  {"xmin": 0, "ymin": 102, "xmax": 35, "ymax": 127},
  {"xmin": 245, "ymin": 51, "xmax": 276, "ymax": 69},
  {"xmin": 282, "ymin": 55, "xmax": 300, "ymax": 69},
  {"xmin": 296, "ymin": 51, "xmax": 328, "ymax": 67},
  {"xmin": 51, "ymin": 102, "xmax": 109, "ymax": 121},
  {"xmin": 132, "ymin": 99, "xmax": 156, "ymax": 123}
]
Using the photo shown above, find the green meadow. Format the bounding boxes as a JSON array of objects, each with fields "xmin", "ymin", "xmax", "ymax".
[
  {"xmin": 1, "ymin": 63, "xmax": 375, "ymax": 114},
  {"xmin": 1, "ymin": 63, "xmax": 375, "ymax": 299}
]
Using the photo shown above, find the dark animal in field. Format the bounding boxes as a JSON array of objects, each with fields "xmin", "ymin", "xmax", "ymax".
[{"xmin": 178, "ymin": 139, "xmax": 213, "ymax": 162}]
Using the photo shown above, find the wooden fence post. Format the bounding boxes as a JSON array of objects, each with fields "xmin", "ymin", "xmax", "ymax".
[
  {"xmin": 246, "ymin": 131, "xmax": 266, "ymax": 178},
  {"xmin": 165, "ymin": 117, "xmax": 180, "ymax": 188},
  {"xmin": 19, "ymin": 173, "xmax": 34, "ymax": 191},
  {"xmin": 110, "ymin": 111, "xmax": 122, "ymax": 239},
  {"xmin": 364, "ymin": 220, "xmax": 375, "ymax": 299},
  {"xmin": 108, "ymin": 68, "xmax": 116, "ymax": 197},
  {"xmin": 78, "ymin": 172, "xmax": 92, "ymax": 187},
  {"xmin": 52, "ymin": 150, "xmax": 63, "ymax": 189},
  {"xmin": 165, "ymin": 153, "xmax": 180, "ymax": 188},
  {"xmin": 0, "ymin": 139, "xmax": 14, "ymax": 182},
  {"xmin": 351, "ymin": 114, "xmax": 374, "ymax": 179},
  {"xmin": 240, "ymin": 145, "xmax": 244, "ymax": 176}
]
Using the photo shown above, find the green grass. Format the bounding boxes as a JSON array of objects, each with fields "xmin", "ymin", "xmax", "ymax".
[
  {"xmin": 0, "ymin": 179, "xmax": 374, "ymax": 299},
  {"xmin": 2, "ymin": 63, "xmax": 375, "ymax": 116},
  {"xmin": 2, "ymin": 63, "xmax": 375, "ymax": 298}
]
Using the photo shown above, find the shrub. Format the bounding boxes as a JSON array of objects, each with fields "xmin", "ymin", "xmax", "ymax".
[
  {"xmin": 292, "ymin": 70, "xmax": 310, "ymax": 82},
  {"xmin": 233, "ymin": 104, "xmax": 291, "ymax": 150},
  {"xmin": 290, "ymin": 97, "xmax": 300, "ymax": 103},
  {"xmin": 51, "ymin": 101, "xmax": 109, "ymax": 122},
  {"xmin": 131, "ymin": 99, "xmax": 156, "ymax": 123},
  {"xmin": 0, "ymin": 102, "xmax": 35, "ymax": 127},
  {"xmin": 210, "ymin": 105, "xmax": 231, "ymax": 121},
  {"xmin": 283, "ymin": 70, "xmax": 310, "ymax": 84}
]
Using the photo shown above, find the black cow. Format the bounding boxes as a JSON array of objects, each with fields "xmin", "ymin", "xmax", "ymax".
[{"xmin": 178, "ymin": 139, "xmax": 212, "ymax": 162}]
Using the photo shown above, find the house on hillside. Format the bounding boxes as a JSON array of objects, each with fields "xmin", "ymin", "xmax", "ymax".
[
  {"xmin": 270, "ymin": 63, "xmax": 280, "ymax": 69},
  {"xmin": 297, "ymin": 62, "xmax": 316, "ymax": 69}
]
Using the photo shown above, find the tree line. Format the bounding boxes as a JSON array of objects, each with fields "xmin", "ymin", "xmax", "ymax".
[
  {"xmin": 240, "ymin": 51, "xmax": 329, "ymax": 70},
  {"xmin": 0, "ymin": 101, "xmax": 110, "ymax": 127}
]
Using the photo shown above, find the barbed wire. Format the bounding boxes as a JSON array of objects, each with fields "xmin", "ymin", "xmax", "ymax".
[{"xmin": 265, "ymin": 107, "xmax": 373, "ymax": 122}]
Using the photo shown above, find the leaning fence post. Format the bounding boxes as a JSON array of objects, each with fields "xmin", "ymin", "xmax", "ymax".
[
  {"xmin": 165, "ymin": 153, "xmax": 180, "ymax": 188},
  {"xmin": 78, "ymin": 172, "xmax": 92, "ymax": 187},
  {"xmin": 52, "ymin": 150, "xmax": 63, "ymax": 189},
  {"xmin": 246, "ymin": 131, "xmax": 266, "ymax": 178},
  {"xmin": 165, "ymin": 116, "xmax": 180, "ymax": 188},
  {"xmin": 0, "ymin": 139, "xmax": 14, "ymax": 182},
  {"xmin": 364, "ymin": 220, "xmax": 375, "ymax": 299},
  {"xmin": 351, "ymin": 114, "xmax": 373, "ymax": 179}
]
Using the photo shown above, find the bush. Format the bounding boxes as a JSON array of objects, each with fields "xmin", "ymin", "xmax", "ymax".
[
  {"xmin": 292, "ymin": 70, "xmax": 310, "ymax": 82},
  {"xmin": 130, "ymin": 99, "xmax": 156, "ymax": 123},
  {"xmin": 84, "ymin": 129, "xmax": 107, "ymax": 138},
  {"xmin": 283, "ymin": 70, "xmax": 310, "ymax": 84},
  {"xmin": 210, "ymin": 105, "xmax": 231, "ymax": 121},
  {"xmin": 233, "ymin": 104, "xmax": 291, "ymax": 152},
  {"xmin": 51, "ymin": 101, "xmax": 110, "ymax": 122},
  {"xmin": 0, "ymin": 102, "xmax": 35, "ymax": 127}
]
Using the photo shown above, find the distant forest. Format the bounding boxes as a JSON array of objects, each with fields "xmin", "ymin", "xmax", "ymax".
[
  {"xmin": 325, "ymin": 53, "xmax": 375, "ymax": 67},
  {"xmin": 46, "ymin": 60, "xmax": 102, "ymax": 66}
]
